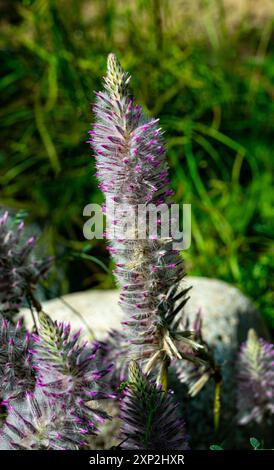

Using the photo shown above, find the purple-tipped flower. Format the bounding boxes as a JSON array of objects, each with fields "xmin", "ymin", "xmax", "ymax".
[
  {"xmin": 32, "ymin": 311, "xmax": 113, "ymax": 431},
  {"xmin": 0, "ymin": 211, "xmax": 51, "ymax": 319},
  {"xmin": 237, "ymin": 329, "xmax": 274, "ymax": 425},
  {"xmin": 0, "ymin": 389, "xmax": 87, "ymax": 450},
  {"xmin": 90, "ymin": 54, "xmax": 201, "ymax": 382},
  {"xmin": 0, "ymin": 315, "xmax": 35, "ymax": 401},
  {"xmin": 120, "ymin": 361, "xmax": 189, "ymax": 450}
]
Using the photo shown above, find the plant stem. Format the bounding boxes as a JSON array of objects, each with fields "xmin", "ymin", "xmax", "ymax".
[
  {"xmin": 214, "ymin": 380, "xmax": 222, "ymax": 432},
  {"xmin": 157, "ymin": 359, "xmax": 169, "ymax": 392},
  {"xmin": 26, "ymin": 294, "xmax": 39, "ymax": 333},
  {"xmin": 27, "ymin": 289, "xmax": 42, "ymax": 312}
]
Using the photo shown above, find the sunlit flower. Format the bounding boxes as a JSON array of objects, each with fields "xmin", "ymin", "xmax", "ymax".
[
  {"xmin": 0, "ymin": 211, "xmax": 51, "ymax": 319},
  {"xmin": 237, "ymin": 329, "xmax": 274, "ymax": 424},
  {"xmin": 120, "ymin": 361, "xmax": 189, "ymax": 449}
]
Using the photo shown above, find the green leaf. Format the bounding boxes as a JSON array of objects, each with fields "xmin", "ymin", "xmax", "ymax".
[
  {"xmin": 250, "ymin": 437, "xmax": 261, "ymax": 450},
  {"xmin": 210, "ymin": 445, "xmax": 224, "ymax": 450}
]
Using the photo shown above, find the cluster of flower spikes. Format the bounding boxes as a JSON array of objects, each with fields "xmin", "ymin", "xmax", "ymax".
[
  {"xmin": 0, "ymin": 311, "xmax": 114, "ymax": 449},
  {"xmin": 0, "ymin": 389, "xmax": 88, "ymax": 450},
  {"xmin": 0, "ymin": 315, "xmax": 35, "ymax": 402},
  {"xmin": 90, "ymin": 54, "xmax": 203, "ymax": 384},
  {"xmin": 0, "ymin": 211, "xmax": 51, "ymax": 319},
  {"xmin": 120, "ymin": 361, "xmax": 189, "ymax": 449},
  {"xmin": 31, "ymin": 311, "xmax": 115, "ymax": 433},
  {"xmin": 237, "ymin": 329, "xmax": 274, "ymax": 425}
]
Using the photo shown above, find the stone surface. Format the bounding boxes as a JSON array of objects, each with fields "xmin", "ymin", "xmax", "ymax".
[{"xmin": 22, "ymin": 276, "xmax": 268, "ymax": 343}]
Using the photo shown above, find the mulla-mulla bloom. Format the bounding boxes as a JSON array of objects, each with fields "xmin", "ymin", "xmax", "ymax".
[
  {"xmin": 237, "ymin": 329, "xmax": 274, "ymax": 425},
  {"xmin": 0, "ymin": 211, "xmax": 51, "ymax": 319},
  {"xmin": 0, "ymin": 389, "xmax": 88, "ymax": 450},
  {"xmin": 31, "ymin": 311, "xmax": 115, "ymax": 432},
  {"xmin": 0, "ymin": 311, "xmax": 114, "ymax": 449},
  {"xmin": 89, "ymin": 54, "xmax": 204, "ymax": 387},
  {"xmin": 0, "ymin": 315, "xmax": 34, "ymax": 402},
  {"xmin": 120, "ymin": 361, "xmax": 189, "ymax": 450}
]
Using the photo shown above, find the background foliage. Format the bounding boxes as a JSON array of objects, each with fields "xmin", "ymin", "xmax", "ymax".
[{"xmin": 0, "ymin": 0, "xmax": 273, "ymax": 327}]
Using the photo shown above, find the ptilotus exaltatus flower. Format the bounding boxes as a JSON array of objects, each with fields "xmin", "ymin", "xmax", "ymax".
[
  {"xmin": 0, "ymin": 315, "xmax": 35, "ymax": 401},
  {"xmin": 32, "ymin": 311, "xmax": 115, "ymax": 432},
  {"xmin": 237, "ymin": 329, "xmax": 274, "ymax": 425},
  {"xmin": 120, "ymin": 361, "xmax": 189, "ymax": 450},
  {"xmin": 0, "ymin": 211, "xmax": 51, "ymax": 319},
  {"xmin": 89, "ymin": 54, "xmax": 201, "ymax": 386},
  {"xmin": 0, "ymin": 389, "xmax": 88, "ymax": 450}
]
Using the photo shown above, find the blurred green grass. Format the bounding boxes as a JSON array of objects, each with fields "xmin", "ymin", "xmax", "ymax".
[{"xmin": 0, "ymin": 0, "xmax": 273, "ymax": 326}]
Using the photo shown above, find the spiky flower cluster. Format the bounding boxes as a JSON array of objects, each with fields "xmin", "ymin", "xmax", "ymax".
[
  {"xmin": 0, "ymin": 312, "xmax": 113, "ymax": 449},
  {"xmin": 32, "ymin": 311, "xmax": 114, "ymax": 431},
  {"xmin": 0, "ymin": 211, "xmax": 51, "ymax": 319},
  {"xmin": 0, "ymin": 315, "xmax": 34, "ymax": 401},
  {"xmin": 237, "ymin": 329, "xmax": 274, "ymax": 425},
  {"xmin": 120, "ymin": 361, "xmax": 189, "ymax": 449},
  {"xmin": 0, "ymin": 389, "xmax": 87, "ymax": 450},
  {"xmin": 89, "ymin": 54, "xmax": 202, "ymax": 383}
]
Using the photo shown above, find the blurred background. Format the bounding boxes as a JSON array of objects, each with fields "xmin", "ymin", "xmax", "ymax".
[{"xmin": 0, "ymin": 0, "xmax": 273, "ymax": 327}]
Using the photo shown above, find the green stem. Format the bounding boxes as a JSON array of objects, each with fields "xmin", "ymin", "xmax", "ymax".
[
  {"xmin": 214, "ymin": 381, "xmax": 222, "ymax": 432},
  {"xmin": 157, "ymin": 359, "xmax": 169, "ymax": 392}
]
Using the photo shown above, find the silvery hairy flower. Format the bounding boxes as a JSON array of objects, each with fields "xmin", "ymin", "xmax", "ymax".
[
  {"xmin": 31, "ymin": 311, "xmax": 115, "ymax": 431},
  {"xmin": 120, "ymin": 361, "xmax": 189, "ymax": 450},
  {"xmin": 0, "ymin": 315, "xmax": 35, "ymax": 401},
  {"xmin": 237, "ymin": 329, "xmax": 274, "ymax": 425},
  {"xmin": 0, "ymin": 211, "xmax": 51, "ymax": 319},
  {"xmin": 0, "ymin": 389, "xmax": 87, "ymax": 450},
  {"xmin": 89, "ymin": 54, "xmax": 203, "ymax": 383}
]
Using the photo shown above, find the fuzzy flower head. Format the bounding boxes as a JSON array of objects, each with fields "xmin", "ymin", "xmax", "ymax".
[
  {"xmin": 120, "ymin": 361, "xmax": 189, "ymax": 450},
  {"xmin": 32, "ymin": 311, "xmax": 114, "ymax": 430},
  {"xmin": 89, "ymin": 55, "xmax": 199, "ymax": 380},
  {"xmin": 0, "ymin": 315, "xmax": 34, "ymax": 401},
  {"xmin": 237, "ymin": 329, "xmax": 274, "ymax": 425},
  {"xmin": 0, "ymin": 211, "xmax": 51, "ymax": 319},
  {"xmin": 0, "ymin": 389, "xmax": 87, "ymax": 450},
  {"xmin": 90, "ymin": 53, "xmax": 172, "ymax": 205}
]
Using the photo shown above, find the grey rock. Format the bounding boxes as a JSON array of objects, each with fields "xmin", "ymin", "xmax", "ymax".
[{"xmin": 22, "ymin": 276, "xmax": 268, "ymax": 342}]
